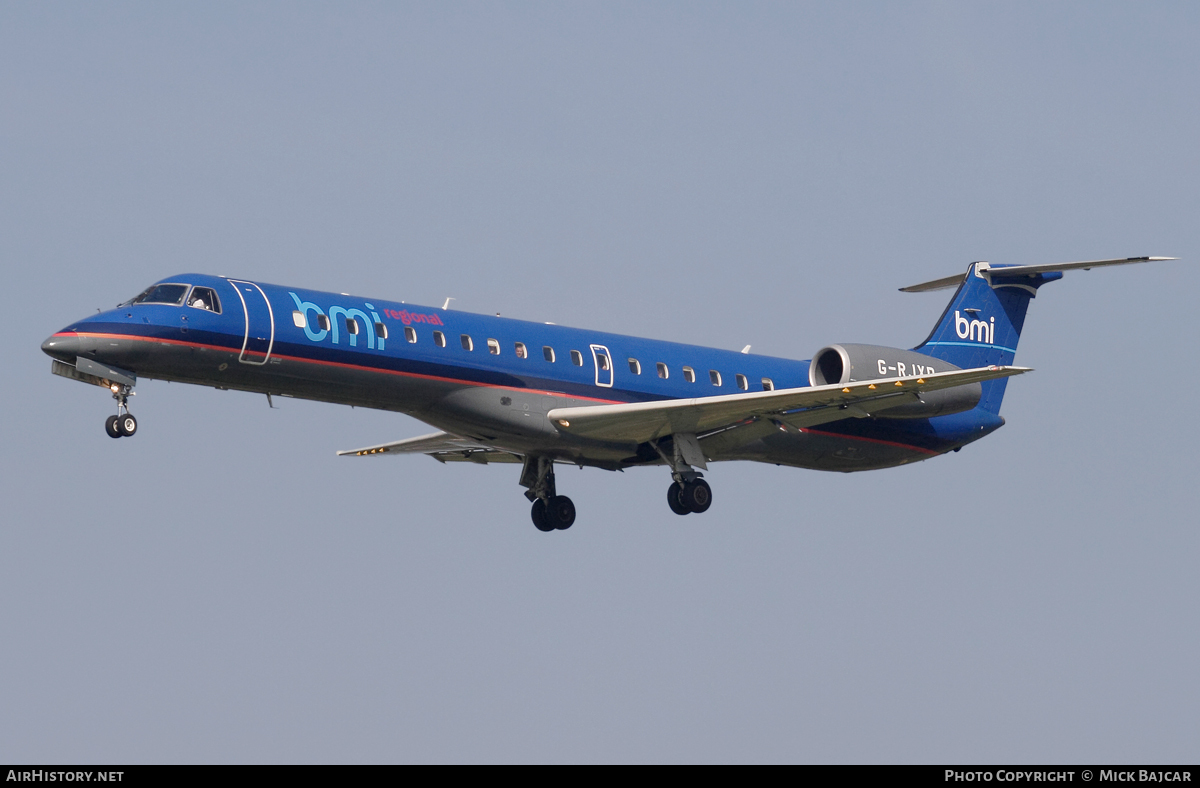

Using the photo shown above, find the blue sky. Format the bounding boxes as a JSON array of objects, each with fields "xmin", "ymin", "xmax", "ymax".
[{"xmin": 2, "ymin": 2, "xmax": 1197, "ymax": 763}]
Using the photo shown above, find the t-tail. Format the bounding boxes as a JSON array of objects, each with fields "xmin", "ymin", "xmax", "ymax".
[{"xmin": 903, "ymin": 256, "xmax": 1177, "ymax": 414}]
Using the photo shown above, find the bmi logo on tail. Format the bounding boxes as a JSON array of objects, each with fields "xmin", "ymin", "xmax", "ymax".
[{"xmin": 955, "ymin": 311, "xmax": 995, "ymax": 344}]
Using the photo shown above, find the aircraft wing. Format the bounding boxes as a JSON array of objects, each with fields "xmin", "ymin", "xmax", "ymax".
[
  {"xmin": 547, "ymin": 365, "xmax": 1029, "ymax": 444},
  {"xmin": 338, "ymin": 431, "xmax": 523, "ymax": 464}
]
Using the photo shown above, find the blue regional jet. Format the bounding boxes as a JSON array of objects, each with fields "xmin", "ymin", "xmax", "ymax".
[{"xmin": 42, "ymin": 256, "xmax": 1174, "ymax": 531}]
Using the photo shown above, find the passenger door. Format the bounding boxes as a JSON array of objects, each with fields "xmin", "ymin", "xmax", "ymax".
[{"xmin": 227, "ymin": 280, "xmax": 275, "ymax": 365}]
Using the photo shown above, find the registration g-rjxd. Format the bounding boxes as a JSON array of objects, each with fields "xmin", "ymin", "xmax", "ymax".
[{"xmin": 42, "ymin": 256, "xmax": 1176, "ymax": 532}]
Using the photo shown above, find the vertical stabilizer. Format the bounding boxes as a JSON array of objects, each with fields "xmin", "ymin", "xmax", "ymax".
[{"xmin": 913, "ymin": 263, "xmax": 1060, "ymax": 413}]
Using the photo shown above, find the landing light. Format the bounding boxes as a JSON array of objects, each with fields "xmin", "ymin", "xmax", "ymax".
[
  {"xmin": 558, "ymin": 419, "xmax": 570, "ymax": 428},
  {"xmin": 110, "ymin": 384, "xmax": 120, "ymax": 393}
]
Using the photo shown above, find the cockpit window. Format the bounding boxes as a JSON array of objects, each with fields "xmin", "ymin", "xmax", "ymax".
[
  {"xmin": 131, "ymin": 284, "xmax": 189, "ymax": 306},
  {"xmin": 187, "ymin": 287, "xmax": 221, "ymax": 313}
]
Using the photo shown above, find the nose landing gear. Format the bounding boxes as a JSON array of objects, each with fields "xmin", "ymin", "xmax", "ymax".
[{"xmin": 104, "ymin": 384, "xmax": 137, "ymax": 438}]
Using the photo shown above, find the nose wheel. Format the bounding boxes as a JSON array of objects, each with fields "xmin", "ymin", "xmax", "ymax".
[
  {"xmin": 104, "ymin": 385, "xmax": 137, "ymax": 438},
  {"xmin": 105, "ymin": 411, "xmax": 137, "ymax": 438}
]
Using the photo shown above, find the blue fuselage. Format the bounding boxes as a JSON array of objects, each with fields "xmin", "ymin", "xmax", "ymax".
[{"xmin": 42, "ymin": 274, "xmax": 1003, "ymax": 470}]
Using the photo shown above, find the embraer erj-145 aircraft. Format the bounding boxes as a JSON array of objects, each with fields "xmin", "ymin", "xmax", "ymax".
[{"xmin": 42, "ymin": 256, "xmax": 1174, "ymax": 531}]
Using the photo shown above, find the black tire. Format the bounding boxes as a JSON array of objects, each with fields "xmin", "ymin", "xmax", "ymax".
[
  {"xmin": 117, "ymin": 413, "xmax": 138, "ymax": 437},
  {"xmin": 681, "ymin": 479, "xmax": 712, "ymax": 514},
  {"xmin": 667, "ymin": 482, "xmax": 690, "ymax": 515},
  {"xmin": 105, "ymin": 415, "xmax": 122, "ymax": 439},
  {"xmin": 546, "ymin": 495, "xmax": 576, "ymax": 530},
  {"xmin": 531, "ymin": 499, "xmax": 555, "ymax": 532}
]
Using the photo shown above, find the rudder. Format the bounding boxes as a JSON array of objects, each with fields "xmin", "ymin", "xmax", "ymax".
[{"xmin": 913, "ymin": 262, "xmax": 1060, "ymax": 413}]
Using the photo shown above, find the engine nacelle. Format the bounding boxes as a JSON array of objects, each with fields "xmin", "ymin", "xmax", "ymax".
[{"xmin": 808, "ymin": 343, "xmax": 981, "ymax": 419}]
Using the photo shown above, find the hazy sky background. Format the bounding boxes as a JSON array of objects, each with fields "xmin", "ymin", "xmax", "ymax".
[{"xmin": 2, "ymin": 2, "xmax": 1198, "ymax": 763}]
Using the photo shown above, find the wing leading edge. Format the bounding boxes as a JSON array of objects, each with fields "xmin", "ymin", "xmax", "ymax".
[{"xmin": 546, "ymin": 365, "xmax": 1030, "ymax": 444}]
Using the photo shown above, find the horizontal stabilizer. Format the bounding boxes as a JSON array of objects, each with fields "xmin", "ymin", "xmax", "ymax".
[
  {"xmin": 338, "ymin": 431, "xmax": 522, "ymax": 464},
  {"xmin": 548, "ymin": 365, "xmax": 1030, "ymax": 444},
  {"xmin": 900, "ymin": 256, "xmax": 1177, "ymax": 293}
]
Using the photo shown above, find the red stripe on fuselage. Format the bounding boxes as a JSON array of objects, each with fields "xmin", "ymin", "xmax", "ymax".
[
  {"xmin": 799, "ymin": 426, "xmax": 942, "ymax": 456},
  {"xmin": 58, "ymin": 331, "xmax": 625, "ymax": 405}
]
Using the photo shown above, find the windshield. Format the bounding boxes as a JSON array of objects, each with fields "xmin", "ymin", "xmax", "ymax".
[{"xmin": 129, "ymin": 284, "xmax": 189, "ymax": 306}]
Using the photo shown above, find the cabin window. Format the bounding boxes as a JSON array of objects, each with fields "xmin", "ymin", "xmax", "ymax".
[
  {"xmin": 515, "ymin": 342, "xmax": 528, "ymax": 358},
  {"xmin": 570, "ymin": 350, "xmax": 583, "ymax": 366},
  {"xmin": 736, "ymin": 374, "xmax": 748, "ymax": 391},
  {"xmin": 596, "ymin": 353, "xmax": 610, "ymax": 371},
  {"xmin": 762, "ymin": 378, "xmax": 774, "ymax": 391},
  {"xmin": 460, "ymin": 334, "xmax": 473, "ymax": 351},
  {"xmin": 433, "ymin": 331, "xmax": 446, "ymax": 348},
  {"xmin": 683, "ymin": 367, "xmax": 695, "ymax": 383},
  {"xmin": 487, "ymin": 338, "xmax": 500, "ymax": 355},
  {"xmin": 317, "ymin": 314, "xmax": 331, "ymax": 332},
  {"xmin": 628, "ymin": 358, "xmax": 641, "ymax": 375},
  {"xmin": 345, "ymin": 317, "xmax": 359, "ymax": 335},
  {"xmin": 131, "ymin": 283, "xmax": 188, "ymax": 306},
  {"xmin": 375, "ymin": 323, "xmax": 388, "ymax": 340},
  {"xmin": 709, "ymin": 370, "xmax": 722, "ymax": 386},
  {"xmin": 404, "ymin": 326, "xmax": 417, "ymax": 343},
  {"xmin": 656, "ymin": 362, "xmax": 668, "ymax": 379},
  {"xmin": 543, "ymin": 346, "xmax": 555, "ymax": 362},
  {"xmin": 292, "ymin": 311, "xmax": 306, "ymax": 328},
  {"xmin": 187, "ymin": 287, "xmax": 220, "ymax": 313}
]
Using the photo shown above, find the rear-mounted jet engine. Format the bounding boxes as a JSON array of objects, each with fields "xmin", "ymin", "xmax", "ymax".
[{"xmin": 809, "ymin": 343, "xmax": 981, "ymax": 419}]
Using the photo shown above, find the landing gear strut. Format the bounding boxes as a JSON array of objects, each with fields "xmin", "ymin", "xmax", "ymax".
[
  {"xmin": 655, "ymin": 433, "xmax": 714, "ymax": 515},
  {"xmin": 105, "ymin": 384, "xmax": 137, "ymax": 438},
  {"xmin": 521, "ymin": 456, "xmax": 576, "ymax": 532}
]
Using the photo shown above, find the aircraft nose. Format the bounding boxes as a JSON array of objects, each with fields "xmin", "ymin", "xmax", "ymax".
[{"xmin": 41, "ymin": 332, "xmax": 81, "ymax": 362}]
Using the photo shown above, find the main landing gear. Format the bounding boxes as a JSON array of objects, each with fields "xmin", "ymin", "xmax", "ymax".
[
  {"xmin": 520, "ymin": 456, "xmax": 576, "ymax": 532},
  {"xmin": 667, "ymin": 478, "xmax": 712, "ymax": 515},
  {"xmin": 104, "ymin": 384, "xmax": 137, "ymax": 438},
  {"xmin": 516, "ymin": 435, "xmax": 717, "ymax": 529},
  {"xmin": 654, "ymin": 433, "xmax": 714, "ymax": 516}
]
